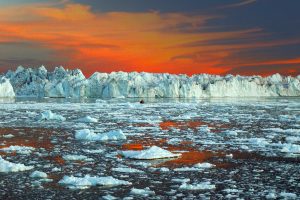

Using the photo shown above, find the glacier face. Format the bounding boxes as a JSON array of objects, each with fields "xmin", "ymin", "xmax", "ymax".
[{"xmin": 2, "ymin": 66, "xmax": 300, "ymax": 98}]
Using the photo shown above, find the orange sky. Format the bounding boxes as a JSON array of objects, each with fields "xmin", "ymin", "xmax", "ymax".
[{"xmin": 0, "ymin": 0, "xmax": 299, "ymax": 76}]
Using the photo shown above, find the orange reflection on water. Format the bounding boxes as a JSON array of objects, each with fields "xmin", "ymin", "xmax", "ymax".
[
  {"xmin": 160, "ymin": 120, "xmax": 207, "ymax": 131},
  {"xmin": 159, "ymin": 120, "xmax": 231, "ymax": 133},
  {"xmin": 160, "ymin": 150, "xmax": 216, "ymax": 168},
  {"xmin": 121, "ymin": 143, "xmax": 144, "ymax": 150},
  {"xmin": 0, "ymin": 127, "xmax": 56, "ymax": 150},
  {"xmin": 45, "ymin": 155, "xmax": 65, "ymax": 165}
]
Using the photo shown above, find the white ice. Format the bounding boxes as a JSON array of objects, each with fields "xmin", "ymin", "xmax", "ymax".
[
  {"xmin": 75, "ymin": 129, "xmax": 126, "ymax": 141},
  {"xmin": 130, "ymin": 187, "xmax": 155, "ymax": 196},
  {"xmin": 4, "ymin": 66, "xmax": 300, "ymax": 98},
  {"xmin": 0, "ymin": 145, "xmax": 35, "ymax": 154},
  {"xmin": 112, "ymin": 167, "xmax": 144, "ymax": 173},
  {"xmin": 179, "ymin": 181, "xmax": 216, "ymax": 190},
  {"xmin": 30, "ymin": 170, "xmax": 48, "ymax": 178},
  {"xmin": 58, "ymin": 175, "xmax": 131, "ymax": 189},
  {"xmin": 77, "ymin": 116, "xmax": 98, "ymax": 123},
  {"xmin": 121, "ymin": 146, "xmax": 181, "ymax": 160},
  {"xmin": 0, "ymin": 155, "xmax": 34, "ymax": 172},
  {"xmin": 37, "ymin": 110, "xmax": 66, "ymax": 121}
]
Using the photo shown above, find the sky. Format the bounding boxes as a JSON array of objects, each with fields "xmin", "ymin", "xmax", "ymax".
[{"xmin": 0, "ymin": 0, "xmax": 299, "ymax": 76}]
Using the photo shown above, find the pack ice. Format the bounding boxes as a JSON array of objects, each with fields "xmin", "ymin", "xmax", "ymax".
[{"xmin": 2, "ymin": 66, "xmax": 300, "ymax": 98}]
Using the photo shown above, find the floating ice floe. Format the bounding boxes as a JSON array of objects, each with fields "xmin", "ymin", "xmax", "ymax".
[
  {"xmin": 83, "ymin": 149, "xmax": 105, "ymax": 154},
  {"xmin": 222, "ymin": 130, "xmax": 238, "ymax": 136},
  {"xmin": 179, "ymin": 181, "xmax": 216, "ymax": 190},
  {"xmin": 63, "ymin": 155, "xmax": 94, "ymax": 162},
  {"xmin": 102, "ymin": 194, "xmax": 117, "ymax": 200},
  {"xmin": 280, "ymin": 144, "xmax": 300, "ymax": 154},
  {"xmin": 0, "ymin": 145, "xmax": 35, "ymax": 154},
  {"xmin": 75, "ymin": 129, "xmax": 126, "ymax": 141},
  {"xmin": 37, "ymin": 110, "xmax": 66, "ymax": 121},
  {"xmin": 0, "ymin": 156, "xmax": 34, "ymax": 172},
  {"xmin": 285, "ymin": 136, "xmax": 300, "ymax": 143},
  {"xmin": 112, "ymin": 167, "xmax": 144, "ymax": 173},
  {"xmin": 77, "ymin": 116, "xmax": 98, "ymax": 123},
  {"xmin": 130, "ymin": 187, "xmax": 155, "ymax": 196},
  {"xmin": 121, "ymin": 146, "xmax": 181, "ymax": 160},
  {"xmin": 58, "ymin": 175, "xmax": 131, "ymax": 189},
  {"xmin": 279, "ymin": 192, "xmax": 297, "ymax": 199},
  {"xmin": 30, "ymin": 170, "xmax": 48, "ymax": 178},
  {"xmin": 2, "ymin": 134, "xmax": 14, "ymax": 138},
  {"xmin": 174, "ymin": 162, "xmax": 215, "ymax": 172}
]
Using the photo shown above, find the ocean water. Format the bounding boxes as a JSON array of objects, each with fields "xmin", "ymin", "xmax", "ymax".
[{"xmin": 0, "ymin": 97, "xmax": 299, "ymax": 199}]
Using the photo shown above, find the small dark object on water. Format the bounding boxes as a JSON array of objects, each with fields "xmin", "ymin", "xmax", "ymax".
[{"xmin": 140, "ymin": 99, "xmax": 145, "ymax": 104}]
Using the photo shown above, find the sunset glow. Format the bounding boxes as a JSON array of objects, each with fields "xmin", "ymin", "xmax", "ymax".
[{"xmin": 0, "ymin": 0, "xmax": 299, "ymax": 76}]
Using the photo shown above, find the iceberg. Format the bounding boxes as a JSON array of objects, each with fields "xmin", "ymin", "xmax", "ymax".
[
  {"xmin": 2, "ymin": 66, "xmax": 300, "ymax": 98},
  {"xmin": 121, "ymin": 146, "xmax": 181, "ymax": 160},
  {"xmin": 77, "ymin": 116, "xmax": 98, "ymax": 123},
  {"xmin": 0, "ymin": 145, "xmax": 35, "ymax": 154},
  {"xmin": 37, "ymin": 110, "xmax": 66, "ymax": 121},
  {"xmin": 58, "ymin": 175, "xmax": 131, "ymax": 189},
  {"xmin": 130, "ymin": 187, "xmax": 155, "ymax": 196},
  {"xmin": 0, "ymin": 156, "xmax": 34, "ymax": 172},
  {"xmin": 30, "ymin": 171, "xmax": 48, "ymax": 178},
  {"xmin": 75, "ymin": 129, "xmax": 126, "ymax": 141},
  {"xmin": 179, "ymin": 181, "xmax": 216, "ymax": 190},
  {"xmin": 0, "ymin": 77, "xmax": 15, "ymax": 97}
]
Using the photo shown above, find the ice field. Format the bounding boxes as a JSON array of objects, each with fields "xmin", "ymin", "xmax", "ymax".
[{"xmin": 0, "ymin": 97, "xmax": 299, "ymax": 199}]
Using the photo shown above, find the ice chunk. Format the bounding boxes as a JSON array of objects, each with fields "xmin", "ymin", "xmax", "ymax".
[
  {"xmin": 112, "ymin": 167, "xmax": 144, "ymax": 173},
  {"xmin": 63, "ymin": 155, "xmax": 94, "ymax": 162},
  {"xmin": 179, "ymin": 181, "xmax": 215, "ymax": 190},
  {"xmin": 121, "ymin": 146, "xmax": 181, "ymax": 160},
  {"xmin": 77, "ymin": 116, "xmax": 98, "ymax": 123},
  {"xmin": 75, "ymin": 129, "xmax": 126, "ymax": 141},
  {"xmin": 0, "ymin": 77, "xmax": 15, "ymax": 97},
  {"xmin": 2, "ymin": 134, "xmax": 14, "ymax": 138},
  {"xmin": 0, "ymin": 156, "xmax": 33, "ymax": 172},
  {"xmin": 266, "ymin": 192, "xmax": 277, "ymax": 199},
  {"xmin": 130, "ymin": 187, "xmax": 155, "ymax": 196},
  {"xmin": 174, "ymin": 162, "xmax": 215, "ymax": 172},
  {"xmin": 279, "ymin": 192, "xmax": 297, "ymax": 199},
  {"xmin": 102, "ymin": 194, "xmax": 117, "ymax": 200},
  {"xmin": 1, "ymin": 145, "xmax": 35, "ymax": 154},
  {"xmin": 83, "ymin": 149, "xmax": 104, "ymax": 154},
  {"xmin": 30, "ymin": 170, "xmax": 48, "ymax": 178},
  {"xmin": 37, "ymin": 110, "xmax": 66, "ymax": 121},
  {"xmin": 193, "ymin": 162, "xmax": 215, "ymax": 168},
  {"xmin": 280, "ymin": 144, "xmax": 300, "ymax": 153},
  {"xmin": 58, "ymin": 175, "xmax": 131, "ymax": 189}
]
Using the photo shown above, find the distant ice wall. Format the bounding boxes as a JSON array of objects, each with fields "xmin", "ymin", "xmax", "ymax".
[{"xmin": 3, "ymin": 66, "xmax": 300, "ymax": 98}]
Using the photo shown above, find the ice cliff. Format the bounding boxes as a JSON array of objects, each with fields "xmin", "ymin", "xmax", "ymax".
[{"xmin": 1, "ymin": 66, "xmax": 300, "ymax": 98}]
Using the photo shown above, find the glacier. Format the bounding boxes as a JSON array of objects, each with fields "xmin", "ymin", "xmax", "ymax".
[{"xmin": 1, "ymin": 65, "xmax": 300, "ymax": 98}]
